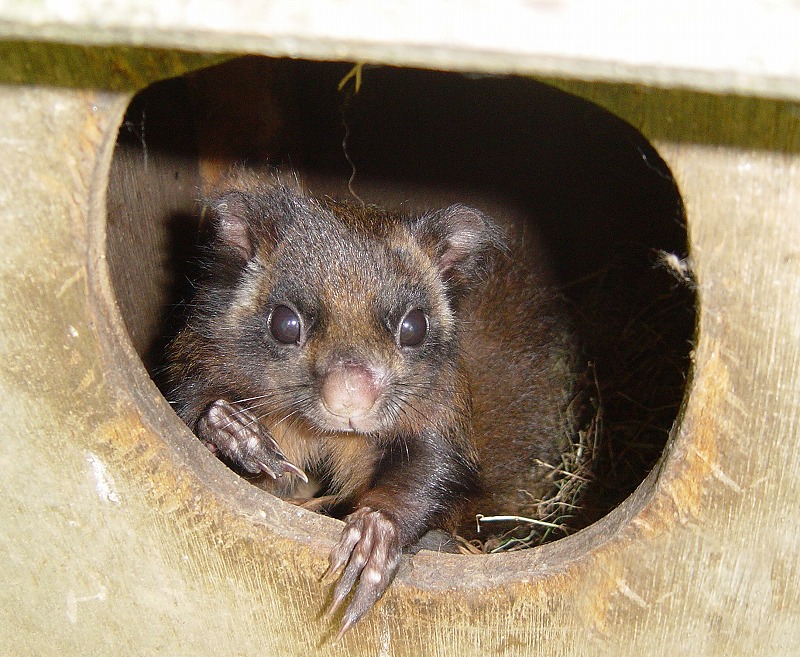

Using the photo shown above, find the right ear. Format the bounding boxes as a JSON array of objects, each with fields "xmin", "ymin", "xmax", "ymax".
[
  {"xmin": 207, "ymin": 191, "xmax": 257, "ymax": 262},
  {"xmin": 410, "ymin": 204, "xmax": 507, "ymax": 296}
]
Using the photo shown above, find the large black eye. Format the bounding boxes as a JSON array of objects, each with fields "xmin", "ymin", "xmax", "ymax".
[
  {"xmin": 398, "ymin": 308, "xmax": 428, "ymax": 348},
  {"xmin": 269, "ymin": 304, "xmax": 301, "ymax": 344}
]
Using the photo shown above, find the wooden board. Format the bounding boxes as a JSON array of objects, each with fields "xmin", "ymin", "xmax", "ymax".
[
  {"xmin": 2, "ymin": 0, "xmax": 800, "ymax": 101},
  {"xmin": 1, "ymin": 19, "xmax": 799, "ymax": 657}
]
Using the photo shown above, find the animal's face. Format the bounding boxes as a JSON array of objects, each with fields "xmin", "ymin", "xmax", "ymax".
[{"xmin": 203, "ymin": 182, "xmax": 503, "ymax": 438}]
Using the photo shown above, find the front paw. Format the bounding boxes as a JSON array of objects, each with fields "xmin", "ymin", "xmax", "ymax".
[
  {"xmin": 323, "ymin": 507, "xmax": 402, "ymax": 638},
  {"xmin": 195, "ymin": 399, "xmax": 307, "ymax": 482}
]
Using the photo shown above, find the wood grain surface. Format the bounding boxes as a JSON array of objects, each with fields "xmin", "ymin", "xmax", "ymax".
[{"xmin": 1, "ymin": 16, "xmax": 799, "ymax": 657}]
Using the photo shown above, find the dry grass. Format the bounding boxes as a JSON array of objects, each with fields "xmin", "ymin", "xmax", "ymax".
[{"xmin": 457, "ymin": 364, "xmax": 601, "ymax": 554}]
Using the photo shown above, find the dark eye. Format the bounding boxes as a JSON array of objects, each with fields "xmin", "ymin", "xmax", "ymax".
[
  {"xmin": 269, "ymin": 304, "xmax": 301, "ymax": 344},
  {"xmin": 398, "ymin": 308, "xmax": 428, "ymax": 348}
]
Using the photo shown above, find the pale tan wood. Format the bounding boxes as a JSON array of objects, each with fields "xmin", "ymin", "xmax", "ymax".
[
  {"xmin": 1, "ymin": 0, "xmax": 800, "ymax": 102},
  {"xmin": 0, "ymin": 24, "xmax": 799, "ymax": 657},
  {"xmin": 106, "ymin": 82, "xmax": 201, "ymax": 365}
]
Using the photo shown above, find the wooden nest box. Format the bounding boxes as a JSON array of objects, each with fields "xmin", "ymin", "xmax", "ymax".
[{"xmin": 1, "ymin": 3, "xmax": 799, "ymax": 655}]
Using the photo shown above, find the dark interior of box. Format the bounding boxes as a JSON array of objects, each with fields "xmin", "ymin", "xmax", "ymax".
[{"xmin": 106, "ymin": 57, "xmax": 695, "ymax": 546}]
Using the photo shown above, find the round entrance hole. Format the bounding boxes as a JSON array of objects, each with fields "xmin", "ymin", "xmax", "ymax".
[{"xmin": 106, "ymin": 57, "xmax": 695, "ymax": 557}]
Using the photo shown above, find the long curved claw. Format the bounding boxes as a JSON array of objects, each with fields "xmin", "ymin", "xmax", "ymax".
[
  {"xmin": 279, "ymin": 459, "xmax": 309, "ymax": 483},
  {"xmin": 322, "ymin": 507, "xmax": 402, "ymax": 638}
]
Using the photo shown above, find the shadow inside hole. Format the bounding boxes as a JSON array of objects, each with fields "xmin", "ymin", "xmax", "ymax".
[{"xmin": 106, "ymin": 57, "xmax": 695, "ymax": 547}]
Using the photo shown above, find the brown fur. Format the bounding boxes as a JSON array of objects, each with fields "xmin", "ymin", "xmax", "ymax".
[{"xmin": 164, "ymin": 168, "xmax": 578, "ymax": 630}]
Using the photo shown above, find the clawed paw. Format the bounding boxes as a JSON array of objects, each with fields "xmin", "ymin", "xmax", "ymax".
[
  {"xmin": 322, "ymin": 507, "xmax": 402, "ymax": 639},
  {"xmin": 196, "ymin": 399, "xmax": 307, "ymax": 482}
]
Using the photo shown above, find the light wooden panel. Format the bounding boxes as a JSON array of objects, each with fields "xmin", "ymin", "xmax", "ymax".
[
  {"xmin": 1, "ymin": 14, "xmax": 799, "ymax": 657},
  {"xmin": 1, "ymin": 0, "xmax": 800, "ymax": 101}
]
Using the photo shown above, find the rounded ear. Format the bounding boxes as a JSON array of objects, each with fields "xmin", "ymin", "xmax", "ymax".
[
  {"xmin": 206, "ymin": 191, "xmax": 258, "ymax": 261},
  {"xmin": 204, "ymin": 178, "xmax": 314, "ymax": 264},
  {"xmin": 412, "ymin": 204, "xmax": 507, "ymax": 294}
]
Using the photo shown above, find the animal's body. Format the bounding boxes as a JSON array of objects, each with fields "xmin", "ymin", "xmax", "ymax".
[{"xmin": 165, "ymin": 170, "xmax": 577, "ymax": 635}]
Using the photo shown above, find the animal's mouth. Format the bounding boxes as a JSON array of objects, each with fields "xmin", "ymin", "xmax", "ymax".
[{"xmin": 319, "ymin": 408, "xmax": 379, "ymax": 434}]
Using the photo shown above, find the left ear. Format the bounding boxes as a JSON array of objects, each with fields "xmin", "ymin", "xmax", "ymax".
[{"xmin": 411, "ymin": 204, "xmax": 506, "ymax": 294}]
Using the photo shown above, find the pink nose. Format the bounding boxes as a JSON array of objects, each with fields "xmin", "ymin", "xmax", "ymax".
[{"xmin": 320, "ymin": 364, "xmax": 380, "ymax": 418}]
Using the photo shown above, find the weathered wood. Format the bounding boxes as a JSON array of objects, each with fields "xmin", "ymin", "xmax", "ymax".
[
  {"xmin": 1, "ymin": 11, "xmax": 799, "ymax": 657},
  {"xmin": 1, "ymin": 0, "xmax": 800, "ymax": 101},
  {"xmin": 106, "ymin": 76, "xmax": 201, "ymax": 366}
]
